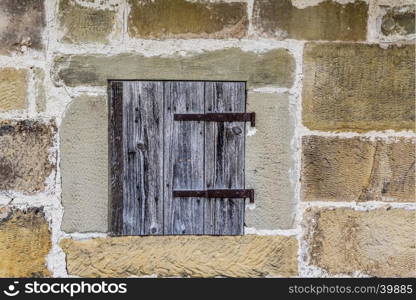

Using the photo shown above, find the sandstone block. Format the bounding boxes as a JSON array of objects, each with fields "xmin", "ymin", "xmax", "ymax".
[
  {"xmin": 253, "ymin": 0, "xmax": 368, "ymax": 40},
  {"xmin": 53, "ymin": 49, "xmax": 295, "ymax": 89},
  {"xmin": 304, "ymin": 207, "xmax": 415, "ymax": 277},
  {"xmin": 60, "ymin": 235, "xmax": 298, "ymax": 277},
  {"xmin": 0, "ymin": 207, "xmax": 51, "ymax": 277},
  {"xmin": 61, "ymin": 96, "xmax": 108, "ymax": 233},
  {"xmin": 0, "ymin": 68, "xmax": 27, "ymax": 111},
  {"xmin": 303, "ymin": 43, "xmax": 415, "ymax": 132},
  {"xmin": 301, "ymin": 136, "xmax": 415, "ymax": 202},
  {"xmin": 0, "ymin": 120, "xmax": 56, "ymax": 194},
  {"xmin": 58, "ymin": 0, "xmax": 116, "ymax": 44},
  {"xmin": 128, "ymin": 0, "xmax": 248, "ymax": 39},
  {"xmin": 245, "ymin": 93, "xmax": 296, "ymax": 229}
]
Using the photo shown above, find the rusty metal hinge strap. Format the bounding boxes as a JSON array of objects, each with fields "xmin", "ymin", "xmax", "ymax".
[
  {"xmin": 173, "ymin": 189, "xmax": 254, "ymax": 203},
  {"xmin": 174, "ymin": 112, "xmax": 255, "ymax": 127}
]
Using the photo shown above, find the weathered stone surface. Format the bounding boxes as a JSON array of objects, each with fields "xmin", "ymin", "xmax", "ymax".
[
  {"xmin": 61, "ymin": 96, "xmax": 108, "ymax": 233},
  {"xmin": 58, "ymin": 0, "xmax": 116, "ymax": 44},
  {"xmin": 301, "ymin": 136, "xmax": 415, "ymax": 202},
  {"xmin": 53, "ymin": 48, "xmax": 295, "ymax": 89},
  {"xmin": 0, "ymin": 120, "xmax": 56, "ymax": 194},
  {"xmin": 245, "ymin": 93, "xmax": 296, "ymax": 229},
  {"xmin": 0, "ymin": 0, "xmax": 45, "ymax": 54},
  {"xmin": 381, "ymin": 6, "xmax": 415, "ymax": 36},
  {"xmin": 128, "ymin": 0, "xmax": 248, "ymax": 39},
  {"xmin": 0, "ymin": 207, "xmax": 51, "ymax": 277},
  {"xmin": 34, "ymin": 68, "xmax": 46, "ymax": 113},
  {"xmin": 253, "ymin": 0, "xmax": 368, "ymax": 40},
  {"xmin": 60, "ymin": 235, "xmax": 298, "ymax": 277},
  {"xmin": 0, "ymin": 68, "xmax": 27, "ymax": 111},
  {"xmin": 303, "ymin": 43, "xmax": 415, "ymax": 132},
  {"xmin": 304, "ymin": 207, "xmax": 415, "ymax": 277}
]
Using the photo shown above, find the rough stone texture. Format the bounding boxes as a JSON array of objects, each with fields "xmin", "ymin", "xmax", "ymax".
[
  {"xmin": 245, "ymin": 93, "xmax": 296, "ymax": 229},
  {"xmin": 53, "ymin": 48, "xmax": 295, "ymax": 89},
  {"xmin": 60, "ymin": 235, "xmax": 298, "ymax": 277},
  {"xmin": 381, "ymin": 6, "xmax": 415, "ymax": 36},
  {"xmin": 58, "ymin": 0, "xmax": 116, "ymax": 44},
  {"xmin": 304, "ymin": 207, "xmax": 416, "ymax": 277},
  {"xmin": 128, "ymin": 0, "xmax": 247, "ymax": 39},
  {"xmin": 34, "ymin": 68, "xmax": 46, "ymax": 113},
  {"xmin": 303, "ymin": 43, "xmax": 415, "ymax": 132},
  {"xmin": 61, "ymin": 96, "xmax": 108, "ymax": 233},
  {"xmin": 0, "ymin": 68, "xmax": 27, "ymax": 111},
  {"xmin": 0, "ymin": 207, "xmax": 51, "ymax": 277},
  {"xmin": 301, "ymin": 136, "xmax": 415, "ymax": 202},
  {"xmin": 0, "ymin": 0, "xmax": 45, "ymax": 54},
  {"xmin": 0, "ymin": 120, "xmax": 56, "ymax": 194},
  {"xmin": 253, "ymin": 0, "xmax": 368, "ymax": 41}
]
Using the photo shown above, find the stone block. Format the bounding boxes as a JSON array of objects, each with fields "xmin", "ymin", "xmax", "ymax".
[
  {"xmin": 301, "ymin": 136, "xmax": 415, "ymax": 202},
  {"xmin": 303, "ymin": 43, "xmax": 415, "ymax": 132},
  {"xmin": 0, "ymin": 207, "xmax": 51, "ymax": 277},
  {"xmin": 128, "ymin": 0, "xmax": 248, "ymax": 39},
  {"xmin": 253, "ymin": 0, "xmax": 368, "ymax": 40},
  {"xmin": 61, "ymin": 235, "xmax": 298, "ymax": 277},
  {"xmin": 304, "ymin": 207, "xmax": 415, "ymax": 277},
  {"xmin": 0, "ymin": 120, "xmax": 56, "ymax": 194},
  {"xmin": 53, "ymin": 48, "xmax": 295, "ymax": 89},
  {"xmin": 245, "ymin": 93, "xmax": 296, "ymax": 229}
]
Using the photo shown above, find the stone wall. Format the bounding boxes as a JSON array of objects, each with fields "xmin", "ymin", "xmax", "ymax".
[{"xmin": 0, "ymin": 0, "xmax": 414, "ymax": 278}]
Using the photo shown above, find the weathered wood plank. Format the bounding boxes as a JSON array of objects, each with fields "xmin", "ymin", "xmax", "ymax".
[
  {"xmin": 109, "ymin": 81, "xmax": 124, "ymax": 235},
  {"xmin": 164, "ymin": 81, "xmax": 205, "ymax": 234},
  {"xmin": 204, "ymin": 82, "xmax": 246, "ymax": 235},
  {"xmin": 122, "ymin": 81, "xmax": 164, "ymax": 235}
]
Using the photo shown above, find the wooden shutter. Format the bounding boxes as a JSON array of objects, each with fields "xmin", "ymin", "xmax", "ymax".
[
  {"xmin": 164, "ymin": 82, "xmax": 205, "ymax": 234},
  {"xmin": 204, "ymin": 82, "xmax": 246, "ymax": 235},
  {"xmin": 110, "ymin": 81, "xmax": 164, "ymax": 235},
  {"xmin": 110, "ymin": 80, "xmax": 248, "ymax": 236}
]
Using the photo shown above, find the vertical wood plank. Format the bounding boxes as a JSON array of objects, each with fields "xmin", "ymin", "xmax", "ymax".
[
  {"xmin": 164, "ymin": 81, "xmax": 205, "ymax": 234},
  {"xmin": 109, "ymin": 81, "xmax": 124, "ymax": 235},
  {"xmin": 122, "ymin": 81, "xmax": 164, "ymax": 235},
  {"xmin": 204, "ymin": 82, "xmax": 246, "ymax": 235}
]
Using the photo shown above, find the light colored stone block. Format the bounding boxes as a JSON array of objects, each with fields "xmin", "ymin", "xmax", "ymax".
[
  {"xmin": 61, "ymin": 96, "xmax": 108, "ymax": 233},
  {"xmin": 0, "ymin": 68, "xmax": 27, "ymax": 111},
  {"xmin": 245, "ymin": 93, "xmax": 296, "ymax": 229}
]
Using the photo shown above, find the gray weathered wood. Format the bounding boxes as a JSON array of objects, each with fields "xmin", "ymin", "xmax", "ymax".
[
  {"xmin": 204, "ymin": 82, "xmax": 246, "ymax": 235},
  {"xmin": 109, "ymin": 81, "xmax": 124, "ymax": 235},
  {"xmin": 122, "ymin": 81, "xmax": 164, "ymax": 235},
  {"xmin": 164, "ymin": 81, "xmax": 205, "ymax": 234}
]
